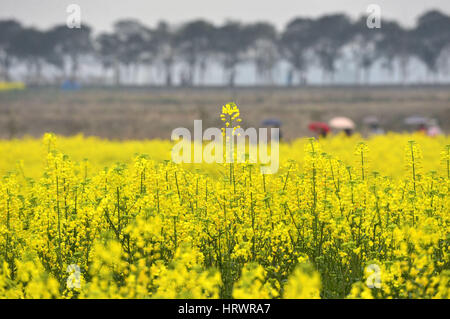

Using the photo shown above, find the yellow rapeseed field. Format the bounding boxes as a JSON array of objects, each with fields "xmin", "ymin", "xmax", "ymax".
[
  {"xmin": 0, "ymin": 82, "xmax": 25, "ymax": 92},
  {"xmin": 0, "ymin": 104, "xmax": 448, "ymax": 299}
]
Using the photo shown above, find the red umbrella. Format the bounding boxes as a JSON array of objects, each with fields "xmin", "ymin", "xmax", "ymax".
[{"xmin": 308, "ymin": 122, "xmax": 330, "ymax": 133}]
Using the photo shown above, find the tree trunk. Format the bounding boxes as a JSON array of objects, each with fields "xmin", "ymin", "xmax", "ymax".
[
  {"xmin": 399, "ymin": 56, "xmax": 409, "ymax": 85},
  {"xmin": 165, "ymin": 62, "xmax": 172, "ymax": 87},
  {"xmin": 198, "ymin": 59, "xmax": 207, "ymax": 86},
  {"xmin": 71, "ymin": 54, "xmax": 79, "ymax": 81},
  {"xmin": 228, "ymin": 68, "xmax": 236, "ymax": 88},
  {"xmin": 1, "ymin": 56, "xmax": 11, "ymax": 81},
  {"xmin": 364, "ymin": 67, "xmax": 371, "ymax": 85},
  {"xmin": 286, "ymin": 68, "xmax": 294, "ymax": 87},
  {"xmin": 35, "ymin": 59, "xmax": 43, "ymax": 85},
  {"xmin": 114, "ymin": 60, "xmax": 121, "ymax": 86},
  {"xmin": 299, "ymin": 70, "xmax": 308, "ymax": 86},
  {"xmin": 355, "ymin": 65, "xmax": 361, "ymax": 85},
  {"xmin": 188, "ymin": 62, "xmax": 196, "ymax": 87}
]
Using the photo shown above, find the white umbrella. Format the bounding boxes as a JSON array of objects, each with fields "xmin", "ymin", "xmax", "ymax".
[{"xmin": 329, "ymin": 117, "xmax": 355, "ymax": 129}]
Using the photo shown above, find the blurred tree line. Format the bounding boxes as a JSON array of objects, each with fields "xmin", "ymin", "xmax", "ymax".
[{"xmin": 0, "ymin": 10, "xmax": 450, "ymax": 86}]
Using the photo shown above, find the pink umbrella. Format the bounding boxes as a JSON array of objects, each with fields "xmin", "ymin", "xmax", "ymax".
[{"xmin": 329, "ymin": 117, "xmax": 355, "ymax": 130}]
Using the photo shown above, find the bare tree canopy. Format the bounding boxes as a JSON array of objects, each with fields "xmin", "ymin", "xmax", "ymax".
[{"xmin": 1, "ymin": 10, "xmax": 450, "ymax": 86}]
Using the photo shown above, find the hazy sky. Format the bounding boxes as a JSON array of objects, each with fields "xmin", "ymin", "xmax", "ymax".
[{"xmin": 1, "ymin": 0, "xmax": 450, "ymax": 32}]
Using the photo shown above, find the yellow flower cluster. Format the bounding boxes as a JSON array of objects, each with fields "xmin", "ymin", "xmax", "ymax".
[
  {"xmin": 220, "ymin": 102, "xmax": 242, "ymax": 137},
  {"xmin": 0, "ymin": 113, "xmax": 448, "ymax": 299}
]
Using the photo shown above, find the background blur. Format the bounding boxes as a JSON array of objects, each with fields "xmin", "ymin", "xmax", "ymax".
[{"xmin": 0, "ymin": 0, "xmax": 449, "ymax": 139}]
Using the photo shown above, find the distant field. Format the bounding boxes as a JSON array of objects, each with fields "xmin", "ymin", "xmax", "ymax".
[
  {"xmin": 0, "ymin": 86, "xmax": 449, "ymax": 140},
  {"xmin": 0, "ymin": 132, "xmax": 447, "ymax": 179}
]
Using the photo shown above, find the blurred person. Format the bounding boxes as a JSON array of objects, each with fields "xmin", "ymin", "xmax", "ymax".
[
  {"xmin": 427, "ymin": 119, "xmax": 443, "ymax": 136},
  {"xmin": 404, "ymin": 116, "xmax": 428, "ymax": 133},
  {"xmin": 308, "ymin": 122, "xmax": 330, "ymax": 138},
  {"xmin": 262, "ymin": 118, "xmax": 282, "ymax": 140},
  {"xmin": 344, "ymin": 128, "xmax": 353, "ymax": 136},
  {"xmin": 318, "ymin": 127, "xmax": 328, "ymax": 138},
  {"xmin": 329, "ymin": 116, "xmax": 355, "ymax": 137},
  {"xmin": 363, "ymin": 116, "xmax": 384, "ymax": 136},
  {"xmin": 369, "ymin": 123, "xmax": 384, "ymax": 135},
  {"xmin": 418, "ymin": 123, "xmax": 427, "ymax": 134}
]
